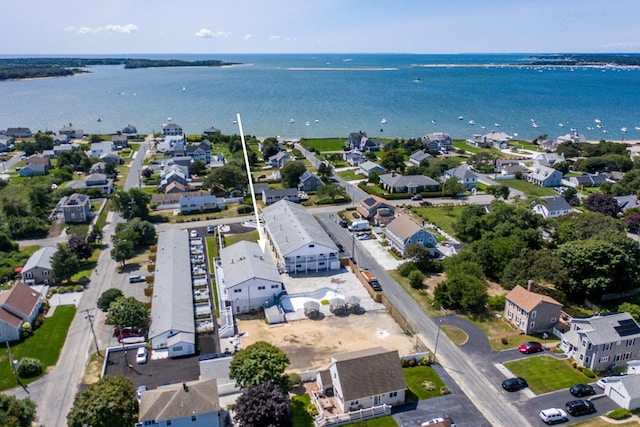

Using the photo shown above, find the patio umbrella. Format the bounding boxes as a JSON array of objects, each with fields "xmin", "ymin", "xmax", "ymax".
[
  {"xmin": 303, "ymin": 300, "xmax": 320, "ymax": 311},
  {"xmin": 330, "ymin": 298, "xmax": 345, "ymax": 308}
]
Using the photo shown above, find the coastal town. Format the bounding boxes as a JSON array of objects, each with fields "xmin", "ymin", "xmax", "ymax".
[{"xmin": 2, "ymin": 120, "xmax": 640, "ymax": 427}]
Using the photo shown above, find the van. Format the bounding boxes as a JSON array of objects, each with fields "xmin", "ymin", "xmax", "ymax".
[{"xmin": 129, "ymin": 275, "xmax": 145, "ymax": 283}]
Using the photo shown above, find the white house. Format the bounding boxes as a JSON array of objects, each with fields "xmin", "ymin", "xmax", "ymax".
[
  {"xmin": 21, "ymin": 247, "xmax": 57, "ymax": 285},
  {"xmin": 604, "ymin": 375, "xmax": 640, "ymax": 410},
  {"xmin": 219, "ymin": 241, "xmax": 284, "ymax": 314},
  {"xmin": 0, "ymin": 282, "xmax": 44, "ymax": 343},
  {"xmin": 162, "ymin": 123, "xmax": 184, "ymax": 136},
  {"xmin": 532, "ymin": 196, "xmax": 572, "ymax": 218},
  {"xmin": 148, "ymin": 229, "xmax": 196, "ymax": 357},
  {"xmin": 443, "ymin": 165, "xmax": 478, "ymax": 189},
  {"xmin": 89, "ymin": 142, "xmax": 114, "ymax": 158},
  {"xmin": 262, "ymin": 200, "xmax": 340, "ymax": 273}
]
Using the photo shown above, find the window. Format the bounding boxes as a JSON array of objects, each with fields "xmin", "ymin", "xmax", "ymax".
[
  {"xmin": 350, "ymin": 401, "xmax": 359, "ymax": 406},
  {"xmin": 627, "ymin": 339, "xmax": 636, "ymax": 347},
  {"xmin": 615, "ymin": 354, "xmax": 621, "ymax": 362},
  {"xmin": 585, "ymin": 356, "xmax": 590, "ymax": 365},
  {"xmin": 530, "ymin": 322, "xmax": 535, "ymax": 329},
  {"xmin": 234, "ymin": 289, "xmax": 242, "ymax": 293},
  {"xmin": 531, "ymin": 311, "xmax": 537, "ymax": 319},
  {"xmin": 624, "ymin": 352, "xmax": 631, "ymax": 360},
  {"xmin": 508, "ymin": 311, "xmax": 513, "ymax": 320},
  {"xmin": 166, "ymin": 421, "xmax": 172, "ymax": 426},
  {"xmin": 389, "ymin": 391, "xmax": 397, "ymax": 398},
  {"xmin": 173, "ymin": 346, "xmax": 183, "ymax": 352},
  {"xmin": 271, "ymin": 284, "xmax": 280, "ymax": 289},
  {"xmin": 599, "ymin": 356, "xmax": 610, "ymax": 363},
  {"xmin": 191, "ymin": 415, "xmax": 197, "ymax": 421},
  {"xmin": 603, "ymin": 343, "xmax": 612, "ymax": 351},
  {"xmin": 258, "ymin": 286, "xmax": 265, "ymax": 290},
  {"xmin": 309, "ymin": 244, "xmax": 315, "ymax": 248},
  {"xmin": 43, "ymin": 271, "xmax": 49, "ymax": 276},
  {"xmin": 551, "ymin": 318, "xmax": 557, "ymax": 324}
]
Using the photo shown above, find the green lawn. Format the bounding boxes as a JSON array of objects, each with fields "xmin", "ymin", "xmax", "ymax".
[
  {"xmin": 410, "ymin": 205, "xmax": 465, "ymax": 238},
  {"xmin": 343, "ymin": 416, "xmax": 398, "ymax": 427},
  {"xmin": 338, "ymin": 169, "xmax": 362, "ymax": 181},
  {"xmin": 452, "ymin": 139, "xmax": 500, "ymax": 155},
  {"xmin": 224, "ymin": 230, "xmax": 260, "ymax": 246},
  {"xmin": 403, "ymin": 365, "xmax": 446, "ymax": 400},
  {"xmin": 300, "ymin": 138, "xmax": 346, "ymax": 152},
  {"xmin": 500, "ymin": 179, "xmax": 557, "ymax": 197},
  {"xmin": 291, "ymin": 394, "xmax": 314, "ymax": 427},
  {"xmin": 503, "ymin": 355, "xmax": 593, "ymax": 394},
  {"xmin": 0, "ymin": 305, "xmax": 76, "ymax": 390}
]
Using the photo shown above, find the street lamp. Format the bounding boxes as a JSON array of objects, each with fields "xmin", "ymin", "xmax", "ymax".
[
  {"xmin": 432, "ymin": 319, "xmax": 443, "ymax": 364},
  {"xmin": 84, "ymin": 309, "xmax": 102, "ymax": 357}
]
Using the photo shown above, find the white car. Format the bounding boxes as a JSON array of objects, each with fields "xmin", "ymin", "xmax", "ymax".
[
  {"xmin": 421, "ymin": 417, "xmax": 455, "ymax": 427},
  {"xmin": 539, "ymin": 408, "xmax": 568, "ymax": 424},
  {"xmin": 190, "ymin": 230, "xmax": 198, "ymax": 238},
  {"xmin": 597, "ymin": 376, "xmax": 624, "ymax": 389},
  {"xmin": 135, "ymin": 346, "xmax": 148, "ymax": 364}
]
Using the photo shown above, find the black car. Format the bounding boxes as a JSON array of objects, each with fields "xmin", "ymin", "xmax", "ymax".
[
  {"xmin": 339, "ymin": 219, "xmax": 348, "ymax": 228},
  {"xmin": 502, "ymin": 377, "xmax": 528, "ymax": 392},
  {"xmin": 569, "ymin": 383, "xmax": 595, "ymax": 397},
  {"xmin": 565, "ymin": 399, "xmax": 595, "ymax": 416},
  {"xmin": 336, "ymin": 243, "xmax": 344, "ymax": 252}
]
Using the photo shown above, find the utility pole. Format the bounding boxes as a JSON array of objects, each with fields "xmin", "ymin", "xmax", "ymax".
[
  {"xmin": 84, "ymin": 309, "xmax": 102, "ymax": 357},
  {"xmin": 432, "ymin": 319, "xmax": 443, "ymax": 364}
]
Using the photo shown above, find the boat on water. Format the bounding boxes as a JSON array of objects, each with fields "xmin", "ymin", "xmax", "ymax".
[
  {"xmin": 167, "ymin": 117, "xmax": 172, "ymax": 121},
  {"xmin": 290, "ymin": 118, "xmax": 295, "ymax": 124},
  {"xmin": 635, "ymin": 127, "xmax": 640, "ymax": 131},
  {"xmin": 587, "ymin": 126, "xmax": 594, "ymax": 130},
  {"xmin": 468, "ymin": 120, "xmax": 475, "ymax": 125},
  {"xmin": 97, "ymin": 118, "xmax": 102, "ymax": 122},
  {"xmin": 431, "ymin": 119, "xmax": 437, "ymax": 124},
  {"xmin": 494, "ymin": 123, "xmax": 500, "ymax": 127},
  {"xmin": 532, "ymin": 123, "xmax": 539, "ymax": 128},
  {"xmin": 232, "ymin": 120, "xmax": 237, "ymax": 125},
  {"xmin": 381, "ymin": 118, "xmax": 387, "ymax": 124},
  {"xmin": 413, "ymin": 78, "xmax": 421, "ymax": 83},
  {"xmin": 621, "ymin": 127, "xmax": 628, "ymax": 133},
  {"xmin": 182, "ymin": 86, "xmax": 186, "ymax": 92},
  {"xmin": 315, "ymin": 119, "xmax": 320, "ymax": 123},
  {"xmin": 559, "ymin": 123, "xmax": 565, "ymax": 127},
  {"xmin": 458, "ymin": 115, "xmax": 464, "ymax": 120},
  {"xmin": 305, "ymin": 121, "xmax": 311, "ymax": 127},
  {"xmin": 595, "ymin": 118, "xmax": 601, "ymax": 123}
]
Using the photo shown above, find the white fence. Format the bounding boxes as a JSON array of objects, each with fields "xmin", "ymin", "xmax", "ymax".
[{"xmin": 314, "ymin": 404, "xmax": 392, "ymax": 427}]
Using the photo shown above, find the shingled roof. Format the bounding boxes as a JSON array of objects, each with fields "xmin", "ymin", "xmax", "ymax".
[
  {"xmin": 505, "ymin": 285, "xmax": 562, "ymax": 312},
  {"xmin": 139, "ymin": 379, "xmax": 220, "ymax": 423}
]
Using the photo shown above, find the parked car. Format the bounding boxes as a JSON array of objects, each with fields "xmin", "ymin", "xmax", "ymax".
[
  {"xmin": 339, "ymin": 218, "xmax": 348, "ymax": 228},
  {"xmin": 129, "ymin": 275, "xmax": 145, "ymax": 283},
  {"xmin": 136, "ymin": 385, "xmax": 147, "ymax": 402},
  {"xmin": 113, "ymin": 326, "xmax": 139, "ymax": 337},
  {"xmin": 136, "ymin": 346, "xmax": 148, "ymax": 364},
  {"xmin": 117, "ymin": 329, "xmax": 141, "ymax": 342},
  {"xmin": 518, "ymin": 341, "xmax": 543, "ymax": 354},
  {"xmin": 207, "ymin": 225, "xmax": 215, "ymax": 233},
  {"xmin": 539, "ymin": 408, "xmax": 568, "ymax": 424},
  {"xmin": 596, "ymin": 376, "xmax": 625, "ymax": 389},
  {"xmin": 502, "ymin": 377, "xmax": 528, "ymax": 392},
  {"xmin": 411, "ymin": 194, "xmax": 423, "ymax": 201},
  {"xmin": 190, "ymin": 229, "xmax": 198, "ymax": 238},
  {"xmin": 421, "ymin": 416, "xmax": 455, "ymax": 427},
  {"xmin": 565, "ymin": 399, "xmax": 595, "ymax": 416},
  {"xmin": 570, "ymin": 383, "xmax": 595, "ymax": 397}
]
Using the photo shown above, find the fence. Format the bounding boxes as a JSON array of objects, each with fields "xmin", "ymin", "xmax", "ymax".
[{"xmin": 314, "ymin": 404, "xmax": 392, "ymax": 427}]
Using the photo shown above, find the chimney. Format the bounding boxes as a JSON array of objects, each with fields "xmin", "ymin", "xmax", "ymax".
[
  {"xmin": 182, "ymin": 382, "xmax": 189, "ymax": 392},
  {"xmin": 527, "ymin": 280, "xmax": 534, "ymax": 292}
]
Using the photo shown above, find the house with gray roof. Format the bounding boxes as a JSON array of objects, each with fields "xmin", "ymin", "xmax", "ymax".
[
  {"xmin": 532, "ymin": 196, "xmax": 572, "ymax": 218},
  {"xmin": 262, "ymin": 200, "xmax": 340, "ymax": 273},
  {"xmin": 148, "ymin": 229, "xmax": 196, "ymax": 357},
  {"xmin": 603, "ymin": 375, "xmax": 640, "ymax": 410},
  {"xmin": 534, "ymin": 152, "xmax": 565, "ymax": 167},
  {"xmin": 179, "ymin": 194, "xmax": 222, "ymax": 214},
  {"xmin": 5, "ymin": 127, "xmax": 31, "ymax": 138},
  {"xmin": 560, "ymin": 312, "xmax": 640, "ymax": 371},
  {"xmin": 21, "ymin": 247, "xmax": 57, "ymax": 285},
  {"xmin": 0, "ymin": 135, "xmax": 14, "ymax": 152},
  {"xmin": 467, "ymin": 131, "xmax": 511, "ymax": 149},
  {"xmin": 409, "ymin": 150, "xmax": 432, "ymax": 166},
  {"xmin": 317, "ymin": 347, "xmax": 406, "ymax": 413},
  {"xmin": 379, "ymin": 173, "xmax": 438, "ymax": 194},
  {"xmin": 59, "ymin": 124, "xmax": 84, "ymax": 139},
  {"xmin": 268, "ymin": 151, "xmax": 292, "ymax": 168},
  {"xmin": 89, "ymin": 142, "xmax": 114, "ymax": 158},
  {"xmin": 186, "ymin": 141, "xmax": 212, "ymax": 164},
  {"xmin": 59, "ymin": 193, "xmax": 91, "ymax": 223},
  {"xmin": 443, "ymin": 165, "xmax": 478, "ymax": 190},
  {"xmin": 385, "ymin": 214, "xmax": 436, "ymax": 256},
  {"xmin": 299, "ymin": 170, "xmax": 324, "ymax": 192},
  {"xmin": 359, "ymin": 161, "xmax": 385, "ymax": 177},
  {"xmin": 0, "ymin": 282, "xmax": 44, "ymax": 343},
  {"xmin": 568, "ymin": 174, "xmax": 608, "ymax": 188},
  {"xmin": 66, "ymin": 173, "xmax": 114, "ymax": 194},
  {"xmin": 219, "ymin": 241, "xmax": 283, "ymax": 313},
  {"xmin": 346, "ymin": 132, "xmax": 379, "ymax": 152},
  {"xmin": 421, "ymin": 132, "xmax": 452, "ymax": 151},
  {"xmin": 138, "ymin": 378, "xmax": 225, "ymax": 427},
  {"xmin": 19, "ymin": 163, "xmax": 48, "ymax": 177},
  {"xmin": 262, "ymin": 188, "xmax": 300, "ymax": 205},
  {"xmin": 121, "ymin": 124, "xmax": 138, "ymax": 138},
  {"xmin": 162, "ymin": 123, "xmax": 183, "ymax": 136},
  {"xmin": 616, "ymin": 195, "xmax": 640, "ymax": 212},
  {"xmin": 526, "ymin": 165, "xmax": 562, "ymax": 187},
  {"xmin": 344, "ymin": 150, "xmax": 366, "ymax": 167},
  {"xmin": 111, "ymin": 134, "xmax": 129, "ymax": 150}
]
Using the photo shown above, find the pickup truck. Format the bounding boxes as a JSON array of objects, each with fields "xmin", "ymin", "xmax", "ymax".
[{"xmin": 362, "ymin": 271, "xmax": 382, "ymax": 291}]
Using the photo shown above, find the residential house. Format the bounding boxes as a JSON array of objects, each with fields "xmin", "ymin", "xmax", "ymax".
[
  {"xmin": 186, "ymin": 141, "xmax": 212, "ymax": 164},
  {"xmin": 385, "ymin": 214, "xmax": 437, "ymax": 256},
  {"xmin": 5, "ymin": 127, "xmax": 32, "ymax": 138},
  {"xmin": 268, "ymin": 151, "xmax": 292, "ymax": 168},
  {"xmin": 26, "ymin": 154, "xmax": 51, "ymax": 171},
  {"xmin": 165, "ymin": 182, "xmax": 188, "ymax": 194},
  {"xmin": 408, "ymin": 150, "xmax": 432, "ymax": 166},
  {"xmin": 421, "ymin": 132, "xmax": 453, "ymax": 151},
  {"xmin": 138, "ymin": 378, "xmax": 226, "ymax": 427},
  {"xmin": 0, "ymin": 282, "xmax": 44, "ymax": 343},
  {"xmin": 148, "ymin": 229, "xmax": 196, "ymax": 357},
  {"xmin": 616, "ymin": 195, "xmax": 640, "ymax": 213},
  {"xmin": 21, "ymin": 247, "xmax": 57, "ymax": 285},
  {"xmin": 262, "ymin": 188, "xmax": 300, "ymax": 205},
  {"xmin": 121, "ymin": 124, "xmax": 138, "ymax": 138},
  {"xmin": 344, "ymin": 151, "xmax": 366, "ymax": 167},
  {"xmin": 210, "ymin": 153, "xmax": 226, "ymax": 168},
  {"xmin": 169, "ymin": 156, "xmax": 193, "ymax": 168},
  {"xmin": 359, "ymin": 161, "xmax": 385, "ymax": 177},
  {"xmin": 219, "ymin": 240, "xmax": 284, "ymax": 313},
  {"xmin": 151, "ymin": 190, "xmax": 210, "ymax": 208},
  {"xmin": 504, "ymin": 284, "xmax": 562, "ymax": 334},
  {"xmin": 534, "ymin": 152, "xmax": 565, "ymax": 167},
  {"xmin": 557, "ymin": 132, "xmax": 586, "ymax": 144},
  {"xmin": 346, "ymin": 132, "xmax": 379, "ymax": 152},
  {"xmin": 160, "ymin": 164, "xmax": 190, "ymax": 189},
  {"xmin": 66, "ymin": 173, "xmax": 115, "ymax": 194},
  {"xmin": 560, "ymin": 312, "xmax": 640, "ymax": 371},
  {"xmin": 495, "ymin": 164, "xmax": 527, "ymax": 180},
  {"xmin": 466, "ymin": 131, "xmax": 511, "ymax": 149},
  {"xmin": 156, "ymin": 134, "xmax": 186, "ymax": 153},
  {"xmin": 379, "ymin": 173, "xmax": 439, "ymax": 194},
  {"xmin": 53, "ymin": 144, "xmax": 76, "ymax": 157},
  {"xmin": 262, "ymin": 200, "xmax": 340, "ymax": 273},
  {"xmin": 526, "ymin": 165, "xmax": 563, "ymax": 187},
  {"xmin": 0, "ymin": 135, "xmax": 14, "ymax": 152},
  {"xmin": 539, "ymin": 139, "xmax": 561, "ymax": 152},
  {"xmin": 532, "ymin": 196, "xmax": 572, "ymax": 219},
  {"xmin": 494, "ymin": 159, "xmax": 522, "ymax": 172},
  {"xmin": 19, "ymin": 164, "xmax": 48, "ymax": 177},
  {"xmin": 111, "ymin": 134, "xmax": 129, "ymax": 150},
  {"xmin": 59, "ymin": 193, "xmax": 91, "ymax": 223},
  {"xmin": 357, "ymin": 195, "xmax": 395, "ymax": 226},
  {"xmin": 443, "ymin": 165, "xmax": 478, "ymax": 190},
  {"xmin": 203, "ymin": 126, "xmax": 221, "ymax": 137},
  {"xmin": 100, "ymin": 152, "xmax": 121, "ymax": 165},
  {"xmin": 53, "ymin": 133, "xmax": 69, "ymax": 145},
  {"xmin": 568, "ymin": 174, "xmax": 608, "ymax": 188},
  {"xmin": 162, "ymin": 123, "xmax": 184, "ymax": 136},
  {"xmin": 179, "ymin": 194, "xmax": 223, "ymax": 214},
  {"xmin": 604, "ymin": 375, "xmax": 640, "ymax": 410},
  {"xmin": 317, "ymin": 347, "xmax": 406, "ymax": 413},
  {"xmin": 59, "ymin": 124, "xmax": 84, "ymax": 139},
  {"xmin": 299, "ymin": 171, "xmax": 324, "ymax": 192},
  {"xmin": 89, "ymin": 162, "xmax": 106, "ymax": 174},
  {"xmin": 89, "ymin": 142, "xmax": 114, "ymax": 158}
]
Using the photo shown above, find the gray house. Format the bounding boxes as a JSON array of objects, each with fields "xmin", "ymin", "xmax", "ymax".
[
  {"xmin": 504, "ymin": 285, "xmax": 562, "ymax": 334},
  {"xmin": 561, "ymin": 312, "xmax": 640, "ymax": 371},
  {"xmin": 526, "ymin": 165, "xmax": 563, "ymax": 187},
  {"xmin": 262, "ymin": 188, "xmax": 300, "ymax": 205},
  {"xmin": 298, "ymin": 171, "xmax": 324, "ymax": 192},
  {"xmin": 59, "ymin": 193, "xmax": 91, "ymax": 223},
  {"xmin": 268, "ymin": 151, "xmax": 292, "ymax": 168},
  {"xmin": 532, "ymin": 196, "xmax": 572, "ymax": 219},
  {"xmin": 421, "ymin": 132, "xmax": 452, "ymax": 151},
  {"xmin": 385, "ymin": 214, "xmax": 437, "ymax": 256},
  {"xmin": 443, "ymin": 165, "xmax": 478, "ymax": 190},
  {"xmin": 379, "ymin": 173, "xmax": 439, "ymax": 194},
  {"xmin": 21, "ymin": 247, "xmax": 57, "ymax": 285}
]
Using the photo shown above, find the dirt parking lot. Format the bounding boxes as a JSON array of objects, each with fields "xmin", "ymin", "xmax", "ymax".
[{"xmin": 237, "ymin": 310, "xmax": 418, "ymax": 371}]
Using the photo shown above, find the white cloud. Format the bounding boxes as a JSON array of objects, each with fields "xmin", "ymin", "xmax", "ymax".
[
  {"xmin": 244, "ymin": 34, "xmax": 253, "ymax": 41},
  {"xmin": 64, "ymin": 24, "xmax": 138, "ymax": 35},
  {"xmin": 195, "ymin": 28, "xmax": 231, "ymax": 38},
  {"xmin": 269, "ymin": 35, "xmax": 281, "ymax": 41},
  {"xmin": 602, "ymin": 41, "xmax": 640, "ymax": 49}
]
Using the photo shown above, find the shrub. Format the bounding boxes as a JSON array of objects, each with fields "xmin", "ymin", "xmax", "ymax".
[
  {"xmin": 74, "ymin": 284, "xmax": 84, "ymax": 292},
  {"xmin": 440, "ymin": 386, "xmax": 451, "ymax": 395},
  {"xmin": 608, "ymin": 408, "xmax": 632, "ymax": 420},
  {"xmin": 408, "ymin": 270, "xmax": 426, "ymax": 289},
  {"xmin": 77, "ymin": 276, "xmax": 90, "ymax": 286},
  {"xmin": 407, "ymin": 357, "xmax": 417, "ymax": 367},
  {"xmin": 288, "ymin": 372, "xmax": 301, "ymax": 388},
  {"xmin": 33, "ymin": 316, "xmax": 44, "ymax": 329},
  {"xmin": 487, "ymin": 295, "xmax": 506, "ymax": 311},
  {"xmin": 397, "ymin": 262, "xmax": 418, "ymax": 277},
  {"xmin": 237, "ymin": 205, "xmax": 254, "ymax": 215},
  {"xmin": 401, "ymin": 358, "xmax": 409, "ymax": 368},
  {"xmin": 21, "ymin": 322, "xmax": 33, "ymax": 338},
  {"xmin": 17, "ymin": 357, "xmax": 42, "ymax": 378},
  {"xmin": 572, "ymin": 361, "xmax": 578, "ymax": 369},
  {"xmin": 583, "ymin": 368, "xmax": 595, "ymax": 378},
  {"xmin": 419, "ymin": 356, "xmax": 431, "ymax": 366},
  {"xmin": 501, "ymin": 337, "xmax": 509, "ymax": 345},
  {"xmin": 307, "ymin": 404, "xmax": 319, "ymax": 417}
]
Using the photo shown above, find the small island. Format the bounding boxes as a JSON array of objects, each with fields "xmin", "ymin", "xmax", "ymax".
[{"xmin": 0, "ymin": 57, "xmax": 239, "ymax": 80}]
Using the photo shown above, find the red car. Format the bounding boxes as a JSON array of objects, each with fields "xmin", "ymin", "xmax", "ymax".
[
  {"xmin": 519, "ymin": 341, "xmax": 543, "ymax": 354},
  {"xmin": 113, "ymin": 326, "xmax": 139, "ymax": 337}
]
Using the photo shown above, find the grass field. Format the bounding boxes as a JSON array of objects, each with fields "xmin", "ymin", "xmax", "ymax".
[
  {"xmin": 301, "ymin": 138, "xmax": 346, "ymax": 152},
  {"xmin": 403, "ymin": 365, "xmax": 447, "ymax": 400},
  {"xmin": 224, "ymin": 230, "xmax": 260, "ymax": 246},
  {"xmin": 500, "ymin": 179, "xmax": 557, "ymax": 197},
  {"xmin": 291, "ymin": 393, "xmax": 314, "ymax": 427},
  {"xmin": 338, "ymin": 169, "xmax": 363, "ymax": 181},
  {"xmin": 503, "ymin": 355, "xmax": 593, "ymax": 394},
  {"xmin": 343, "ymin": 416, "xmax": 398, "ymax": 427},
  {"xmin": 410, "ymin": 205, "xmax": 465, "ymax": 238},
  {"xmin": 0, "ymin": 305, "xmax": 76, "ymax": 390},
  {"xmin": 441, "ymin": 325, "xmax": 468, "ymax": 345}
]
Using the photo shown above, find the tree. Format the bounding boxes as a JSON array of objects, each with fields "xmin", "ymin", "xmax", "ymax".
[
  {"xmin": 0, "ymin": 232, "xmax": 18, "ymax": 252},
  {"xmin": 229, "ymin": 341, "xmax": 290, "ymax": 390},
  {"xmin": 67, "ymin": 235, "xmax": 92, "ymax": 260},
  {"xmin": 67, "ymin": 374, "xmax": 137, "ymax": 427},
  {"xmin": 203, "ymin": 164, "xmax": 248, "ymax": 192},
  {"xmin": 188, "ymin": 159, "xmax": 207, "ymax": 176},
  {"xmin": 486, "ymin": 185, "xmax": 510, "ymax": 200},
  {"xmin": 280, "ymin": 161, "xmax": 306, "ymax": 188},
  {"xmin": 111, "ymin": 239, "xmax": 134, "ymax": 266},
  {"xmin": 0, "ymin": 393, "xmax": 37, "ymax": 427},
  {"xmin": 233, "ymin": 381, "xmax": 291, "ymax": 427},
  {"xmin": 380, "ymin": 149, "xmax": 405, "ymax": 172},
  {"xmin": 262, "ymin": 143, "xmax": 280, "ymax": 161},
  {"xmin": 442, "ymin": 177, "xmax": 464, "ymax": 196},
  {"xmin": 114, "ymin": 218, "xmax": 156, "ymax": 249},
  {"xmin": 562, "ymin": 187, "xmax": 579, "ymax": 205},
  {"xmin": 408, "ymin": 269, "xmax": 426, "ymax": 289},
  {"xmin": 97, "ymin": 288, "xmax": 124, "ymax": 312},
  {"xmin": 468, "ymin": 152, "xmax": 499, "ymax": 172},
  {"xmin": 317, "ymin": 162, "xmax": 333, "ymax": 181},
  {"xmin": 111, "ymin": 188, "xmax": 151, "ymax": 220},
  {"xmin": 51, "ymin": 244, "xmax": 80, "ymax": 283},
  {"xmin": 316, "ymin": 183, "xmax": 346, "ymax": 202},
  {"xmin": 501, "ymin": 249, "xmax": 569, "ymax": 292},
  {"xmin": 618, "ymin": 302, "xmax": 640, "ymax": 322},
  {"xmin": 434, "ymin": 273, "xmax": 487, "ymax": 311},
  {"xmin": 623, "ymin": 213, "xmax": 640, "ymax": 234},
  {"xmin": 554, "ymin": 211, "xmax": 624, "ymax": 244},
  {"xmin": 583, "ymin": 193, "xmax": 620, "ymax": 217},
  {"xmin": 106, "ymin": 296, "xmax": 149, "ymax": 327},
  {"xmin": 405, "ymin": 244, "xmax": 440, "ymax": 273},
  {"xmin": 87, "ymin": 224, "xmax": 103, "ymax": 243}
]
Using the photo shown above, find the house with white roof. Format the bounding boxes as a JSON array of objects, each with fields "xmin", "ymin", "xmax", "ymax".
[
  {"xmin": 148, "ymin": 229, "xmax": 195, "ymax": 358},
  {"xmin": 526, "ymin": 165, "xmax": 563, "ymax": 187},
  {"xmin": 421, "ymin": 132, "xmax": 452, "ymax": 151},
  {"xmin": 532, "ymin": 196, "xmax": 572, "ymax": 218},
  {"xmin": 443, "ymin": 165, "xmax": 478, "ymax": 189},
  {"xmin": 467, "ymin": 131, "xmax": 511, "ymax": 149},
  {"xmin": 219, "ymin": 241, "xmax": 284, "ymax": 314},
  {"xmin": 21, "ymin": 247, "xmax": 57, "ymax": 285},
  {"xmin": 358, "ymin": 161, "xmax": 385, "ymax": 177},
  {"xmin": 89, "ymin": 142, "xmax": 114, "ymax": 158},
  {"xmin": 262, "ymin": 200, "xmax": 340, "ymax": 273}
]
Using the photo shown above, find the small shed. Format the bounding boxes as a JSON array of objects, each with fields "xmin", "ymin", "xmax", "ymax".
[{"xmin": 264, "ymin": 305, "xmax": 286, "ymax": 325}]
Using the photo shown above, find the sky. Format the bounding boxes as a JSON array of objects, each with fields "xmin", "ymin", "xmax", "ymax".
[{"xmin": 3, "ymin": 0, "xmax": 640, "ymax": 55}]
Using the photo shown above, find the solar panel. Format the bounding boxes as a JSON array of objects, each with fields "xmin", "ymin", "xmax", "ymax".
[{"xmin": 614, "ymin": 319, "xmax": 640, "ymax": 337}]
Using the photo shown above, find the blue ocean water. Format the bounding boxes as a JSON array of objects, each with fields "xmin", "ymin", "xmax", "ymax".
[{"xmin": 1, "ymin": 53, "xmax": 640, "ymax": 141}]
